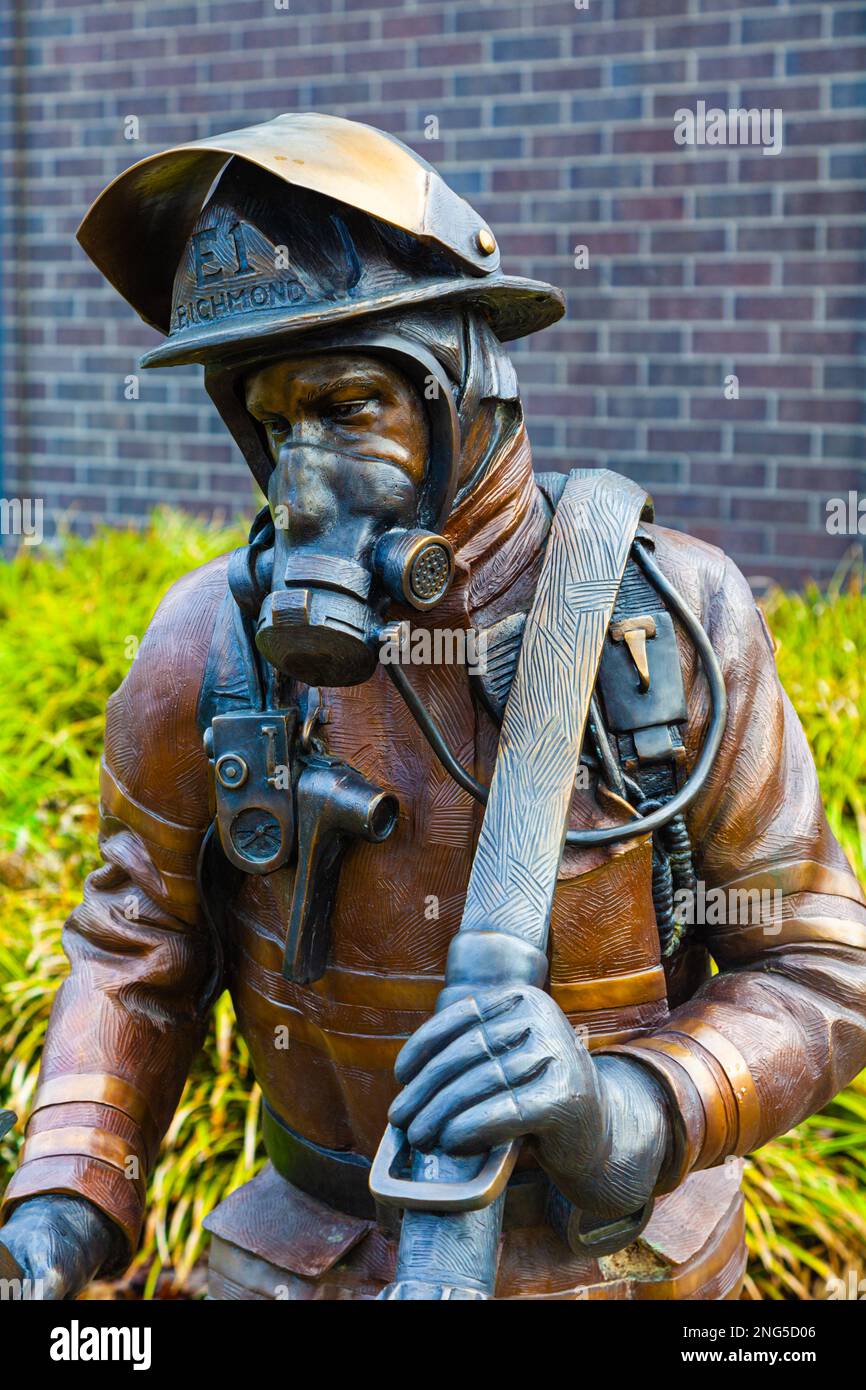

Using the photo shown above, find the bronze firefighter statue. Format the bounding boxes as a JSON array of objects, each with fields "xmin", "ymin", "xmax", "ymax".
[{"xmin": 2, "ymin": 114, "xmax": 865, "ymax": 1301}]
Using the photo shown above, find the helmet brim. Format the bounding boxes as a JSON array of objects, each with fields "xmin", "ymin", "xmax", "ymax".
[{"xmin": 139, "ymin": 274, "xmax": 564, "ymax": 369}]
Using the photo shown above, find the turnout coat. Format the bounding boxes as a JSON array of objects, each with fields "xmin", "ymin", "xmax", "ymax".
[{"xmin": 4, "ymin": 424, "xmax": 865, "ymax": 1300}]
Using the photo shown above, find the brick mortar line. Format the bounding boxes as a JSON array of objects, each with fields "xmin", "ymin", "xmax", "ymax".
[{"xmin": 15, "ymin": 47, "xmax": 865, "ymax": 84}]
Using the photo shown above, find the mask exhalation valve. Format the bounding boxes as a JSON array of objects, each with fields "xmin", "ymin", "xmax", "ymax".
[{"xmin": 373, "ymin": 530, "xmax": 455, "ymax": 611}]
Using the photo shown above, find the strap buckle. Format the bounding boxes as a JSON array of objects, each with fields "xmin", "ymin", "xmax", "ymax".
[{"xmin": 369, "ymin": 1124, "xmax": 519, "ymax": 1212}]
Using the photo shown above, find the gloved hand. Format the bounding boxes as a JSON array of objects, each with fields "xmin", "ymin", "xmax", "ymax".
[
  {"xmin": 389, "ymin": 985, "xmax": 673, "ymax": 1223},
  {"xmin": 0, "ymin": 1194, "xmax": 127, "ymax": 1300}
]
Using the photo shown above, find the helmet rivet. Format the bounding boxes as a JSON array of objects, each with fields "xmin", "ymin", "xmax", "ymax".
[{"xmin": 476, "ymin": 227, "xmax": 496, "ymax": 256}]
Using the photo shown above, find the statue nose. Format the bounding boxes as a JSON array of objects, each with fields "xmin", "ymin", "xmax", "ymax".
[{"xmin": 272, "ymin": 442, "xmax": 338, "ymax": 540}]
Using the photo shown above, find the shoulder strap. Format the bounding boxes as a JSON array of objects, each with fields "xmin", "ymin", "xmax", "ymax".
[
  {"xmin": 473, "ymin": 470, "xmax": 653, "ymax": 725},
  {"xmin": 460, "ymin": 467, "xmax": 650, "ymax": 941},
  {"xmin": 536, "ymin": 468, "xmax": 655, "ymax": 524},
  {"xmin": 534, "ymin": 470, "xmax": 569, "ymax": 513},
  {"xmin": 472, "ymin": 473, "xmax": 696, "ymax": 957},
  {"xmin": 196, "ymin": 589, "xmax": 264, "ymax": 734}
]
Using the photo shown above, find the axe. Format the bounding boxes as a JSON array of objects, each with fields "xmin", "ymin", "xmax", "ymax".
[{"xmin": 370, "ymin": 470, "xmax": 651, "ymax": 1299}]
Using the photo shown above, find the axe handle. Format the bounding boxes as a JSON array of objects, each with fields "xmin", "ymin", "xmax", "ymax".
[
  {"xmin": 372, "ymin": 472, "xmax": 649, "ymax": 1299},
  {"xmin": 379, "ymin": 1159, "xmax": 506, "ymax": 1300}
]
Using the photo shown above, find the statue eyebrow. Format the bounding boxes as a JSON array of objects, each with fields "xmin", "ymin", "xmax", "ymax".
[
  {"xmin": 321, "ymin": 372, "xmax": 380, "ymax": 396},
  {"xmin": 246, "ymin": 369, "xmax": 382, "ymax": 418}
]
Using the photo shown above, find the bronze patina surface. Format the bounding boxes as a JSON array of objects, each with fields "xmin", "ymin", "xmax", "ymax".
[{"xmin": 1, "ymin": 114, "xmax": 865, "ymax": 1302}]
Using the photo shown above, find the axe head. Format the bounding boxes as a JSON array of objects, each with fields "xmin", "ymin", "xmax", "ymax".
[{"xmin": 0, "ymin": 1111, "xmax": 16, "ymax": 1142}]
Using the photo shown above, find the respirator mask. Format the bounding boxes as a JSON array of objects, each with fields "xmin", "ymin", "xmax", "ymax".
[{"xmin": 208, "ymin": 328, "xmax": 462, "ymax": 687}]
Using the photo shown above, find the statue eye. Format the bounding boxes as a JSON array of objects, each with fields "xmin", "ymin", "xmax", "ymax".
[{"xmin": 329, "ymin": 399, "xmax": 370, "ymax": 421}]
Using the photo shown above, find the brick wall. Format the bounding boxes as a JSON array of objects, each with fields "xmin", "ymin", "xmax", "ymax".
[{"xmin": 2, "ymin": 0, "xmax": 864, "ymax": 585}]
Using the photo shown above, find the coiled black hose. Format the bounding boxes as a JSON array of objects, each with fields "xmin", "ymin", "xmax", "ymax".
[{"xmin": 386, "ymin": 536, "xmax": 728, "ymax": 852}]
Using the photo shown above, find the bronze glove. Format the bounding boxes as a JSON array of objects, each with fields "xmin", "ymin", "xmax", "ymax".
[
  {"xmin": 0, "ymin": 1194, "xmax": 126, "ymax": 1300},
  {"xmin": 389, "ymin": 984, "xmax": 672, "ymax": 1222}
]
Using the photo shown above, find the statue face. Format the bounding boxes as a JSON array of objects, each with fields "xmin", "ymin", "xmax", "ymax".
[
  {"xmin": 244, "ymin": 352, "xmax": 429, "ymax": 488},
  {"xmin": 243, "ymin": 351, "xmax": 447, "ymax": 687}
]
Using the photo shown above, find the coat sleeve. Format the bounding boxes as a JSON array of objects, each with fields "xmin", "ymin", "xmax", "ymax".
[
  {"xmin": 600, "ymin": 541, "xmax": 866, "ymax": 1186},
  {"xmin": 0, "ymin": 559, "xmax": 228, "ymax": 1262}
]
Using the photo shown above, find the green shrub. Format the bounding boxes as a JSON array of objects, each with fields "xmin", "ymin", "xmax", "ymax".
[
  {"xmin": 742, "ymin": 549, "xmax": 866, "ymax": 1300},
  {"xmin": 0, "ymin": 512, "xmax": 255, "ymax": 1295},
  {"xmin": 0, "ymin": 516, "xmax": 863, "ymax": 1297}
]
